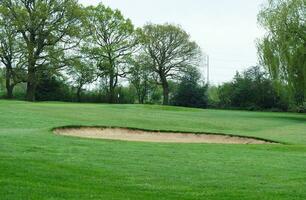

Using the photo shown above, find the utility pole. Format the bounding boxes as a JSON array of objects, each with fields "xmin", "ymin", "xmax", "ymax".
[
  {"xmin": 203, "ymin": 54, "xmax": 210, "ymax": 85},
  {"xmin": 206, "ymin": 55, "xmax": 210, "ymax": 85}
]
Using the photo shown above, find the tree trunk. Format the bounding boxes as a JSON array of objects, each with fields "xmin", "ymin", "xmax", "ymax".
[
  {"xmin": 161, "ymin": 76, "xmax": 169, "ymax": 105},
  {"xmin": 109, "ymin": 75, "xmax": 115, "ymax": 104},
  {"xmin": 6, "ymin": 84, "xmax": 14, "ymax": 99},
  {"xmin": 136, "ymin": 87, "xmax": 143, "ymax": 104},
  {"xmin": 162, "ymin": 84, "xmax": 169, "ymax": 105},
  {"xmin": 26, "ymin": 67, "xmax": 36, "ymax": 102},
  {"xmin": 138, "ymin": 93, "xmax": 143, "ymax": 104},
  {"xmin": 140, "ymin": 82, "xmax": 148, "ymax": 104},
  {"xmin": 303, "ymin": 79, "xmax": 306, "ymax": 103},
  {"xmin": 139, "ymin": 95, "xmax": 144, "ymax": 104},
  {"xmin": 5, "ymin": 67, "xmax": 14, "ymax": 99},
  {"xmin": 76, "ymin": 85, "xmax": 82, "ymax": 102}
]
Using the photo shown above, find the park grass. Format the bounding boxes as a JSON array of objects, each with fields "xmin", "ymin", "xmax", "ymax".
[{"xmin": 0, "ymin": 100, "xmax": 306, "ymax": 199}]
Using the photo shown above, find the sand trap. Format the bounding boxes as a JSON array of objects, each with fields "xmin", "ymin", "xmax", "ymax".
[{"xmin": 54, "ymin": 127, "xmax": 275, "ymax": 144}]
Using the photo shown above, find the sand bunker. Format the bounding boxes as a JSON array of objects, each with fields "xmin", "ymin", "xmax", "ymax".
[{"xmin": 54, "ymin": 127, "xmax": 275, "ymax": 144}]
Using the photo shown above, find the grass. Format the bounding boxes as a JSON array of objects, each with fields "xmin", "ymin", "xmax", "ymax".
[{"xmin": 0, "ymin": 100, "xmax": 306, "ymax": 200}]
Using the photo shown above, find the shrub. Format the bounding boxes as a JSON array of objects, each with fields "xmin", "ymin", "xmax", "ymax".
[
  {"xmin": 296, "ymin": 102, "xmax": 306, "ymax": 113},
  {"xmin": 172, "ymin": 67, "xmax": 208, "ymax": 108}
]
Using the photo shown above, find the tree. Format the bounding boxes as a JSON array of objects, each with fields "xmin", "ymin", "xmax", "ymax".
[
  {"xmin": 217, "ymin": 82, "xmax": 234, "ymax": 108},
  {"xmin": 0, "ymin": 11, "xmax": 25, "ymax": 99},
  {"xmin": 257, "ymin": 0, "xmax": 306, "ymax": 105},
  {"xmin": 68, "ymin": 58, "xmax": 96, "ymax": 102},
  {"xmin": 207, "ymin": 85, "xmax": 220, "ymax": 108},
  {"xmin": 172, "ymin": 67, "xmax": 208, "ymax": 108},
  {"xmin": 35, "ymin": 71, "xmax": 71, "ymax": 102},
  {"xmin": 139, "ymin": 23, "xmax": 201, "ymax": 105},
  {"xmin": 216, "ymin": 66, "xmax": 289, "ymax": 111},
  {"xmin": 128, "ymin": 53, "xmax": 153, "ymax": 104},
  {"xmin": 0, "ymin": 68, "xmax": 5, "ymax": 94},
  {"xmin": 0, "ymin": 0, "xmax": 82, "ymax": 101},
  {"xmin": 83, "ymin": 4, "xmax": 137, "ymax": 103}
]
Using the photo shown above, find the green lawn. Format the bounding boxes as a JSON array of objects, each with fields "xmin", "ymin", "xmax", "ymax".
[{"xmin": 0, "ymin": 100, "xmax": 306, "ymax": 200}]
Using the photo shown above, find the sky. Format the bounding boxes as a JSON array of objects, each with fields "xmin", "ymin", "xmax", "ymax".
[{"xmin": 79, "ymin": 0, "xmax": 266, "ymax": 84}]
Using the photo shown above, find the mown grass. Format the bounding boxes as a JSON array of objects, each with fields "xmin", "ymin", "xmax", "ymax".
[{"xmin": 0, "ymin": 100, "xmax": 306, "ymax": 200}]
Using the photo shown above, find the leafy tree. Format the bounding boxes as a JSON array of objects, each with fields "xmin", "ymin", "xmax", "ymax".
[
  {"xmin": 83, "ymin": 4, "xmax": 137, "ymax": 103},
  {"xmin": 207, "ymin": 85, "xmax": 220, "ymax": 108},
  {"xmin": 0, "ymin": 68, "xmax": 5, "ymax": 95},
  {"xmin": 217, "ymin": 66, "xmax": 289, "ymax": 111},
  {"xmin": 149, "ymin": 86, "xmax": 163, "ymax": 104},
  {"xmin": 0, "ymin": 11, "xmax": 25, "ymax": 98},
  {"xmin": 217, "ymin": 82, "xmax": 234, "ymax": 108},
  {"xmin": 35, "ymin": 72, "xmax": 71, "ymax": 101},
  {"xmin": 68, "ymin": 58, "xmax": 96, "ymax": 102},
  {"xmin": 172, "ymin": 67, "xmax": 208, "ymax": 108},
  {"xmin": 128, "ymin": 53, "xmax": 154, "ymax": 104},
  {"xmin": 0, "ymin": 0, "xmax": 83, "ymax": 101},
  {"xmin": 257, "ymin": 0, "xmax": 306, "ymax": 105},
  {"xmin": 139, "ymin": 23, "xmax": 201, "ymax": 105},
  {"xmin": 116, "ymin": 85, "xmax": 136, "ymax": 104}
]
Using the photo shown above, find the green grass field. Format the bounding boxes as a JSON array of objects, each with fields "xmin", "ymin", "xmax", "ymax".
[{"xmin": 1, "ymin": 100, "xmax": 306, "ymax": 200}]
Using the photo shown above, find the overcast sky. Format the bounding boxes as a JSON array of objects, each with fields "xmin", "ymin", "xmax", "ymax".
[{"xmin": 79, "ymin": 0, "xmax": 265, "ymax": 84}]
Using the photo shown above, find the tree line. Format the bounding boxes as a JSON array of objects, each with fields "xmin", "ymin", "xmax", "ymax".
[
  {"xmin": 0, "ymin": 0, "xmax": 305, "ymax": 112},
  {"xmin": 208, "ymin": 66, "xmax": 291, "ymax": 111},
  {"xmin": 0, "ymin": 0, "xmax": 204, "ymax": 106}
]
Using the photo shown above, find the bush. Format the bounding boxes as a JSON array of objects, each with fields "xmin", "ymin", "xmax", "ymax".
[
  {"xmin": 214, "ymin": 66, "xmax": 289, "ymax": 111},
  {"xmin": 117, "ymin": 86, "xmax": 136, "ymax": 104},
  {"xmin": 172, "ymin": 67, "xmax": 208, "ymax": 108},
  {"xmin": 296, "ymin": 102, "xmax": 306, "ymax": 113},
  {"xmin": 35, "ymin": 74, "xmax": 73, "ymax": 101},
  {"xmin": 207, "ymin": 85, "xmax": 220, "ymax": 108},
  {"xmin": 13, "ymin": 83, "xmax": 27, "ymax": 100}
]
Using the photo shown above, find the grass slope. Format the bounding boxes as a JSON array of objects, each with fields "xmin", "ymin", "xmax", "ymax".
[{"xmin": 0, "ymin": 100, "xmax": 306, "ymax": 200}]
